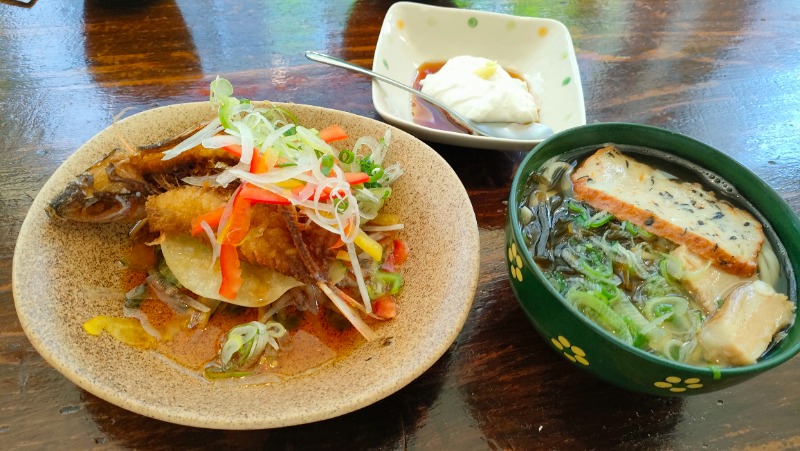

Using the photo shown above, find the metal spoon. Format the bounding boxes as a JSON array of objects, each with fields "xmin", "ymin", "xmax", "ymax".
[{"xmin": 305, "ymin": 51, "xmax": 554, "ymax": 141}]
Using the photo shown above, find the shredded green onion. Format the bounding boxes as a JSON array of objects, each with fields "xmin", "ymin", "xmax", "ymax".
[
  {"xmin": 369, "ymin": 167, "xmax": 384, "ymax": 182},
  {"xmin": 567, "ymin": 289, "xmax": 633, "ymax": 344}
]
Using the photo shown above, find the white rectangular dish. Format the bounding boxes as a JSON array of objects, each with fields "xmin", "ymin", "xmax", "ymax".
[{"xmin": 372, "ymin": 2, "xmax": 586, "ymax": 152}]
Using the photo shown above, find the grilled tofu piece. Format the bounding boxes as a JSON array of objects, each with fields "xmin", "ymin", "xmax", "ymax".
[
  {"xmin": 670, "ymin": 245, "xmax": 756, "ymax": 314},
  {"xmin": 571, "ymin": 146, "xmax": 764, "ymax": 277},
  {"xmin": 698, "ymin": 281, "xmax": 795, "ymax": 366}
]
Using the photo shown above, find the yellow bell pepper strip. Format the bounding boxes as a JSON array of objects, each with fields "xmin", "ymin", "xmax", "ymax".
[
  {"xmin": 369, "ymin": 212, "xmax": 400, "ymax": 226},
  {"xmin": 354, "ymin": 229, "xmax": 382, "ymax": 261}
]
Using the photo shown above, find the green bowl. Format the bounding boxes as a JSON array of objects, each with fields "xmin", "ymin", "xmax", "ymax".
[{"xmin": 505, "ymin": 122, "xmax": 800, "ymax": 396}]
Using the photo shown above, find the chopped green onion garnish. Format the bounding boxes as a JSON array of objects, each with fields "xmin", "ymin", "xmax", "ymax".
[
  {"xmin": 320, "ymin": 154, "xmax": 334, "ymax": 176},
  {"xmin": 339, "ymin": 149, "xmax": 355, "ymax": 164},
  {"xmin": 369, "ymin": 167, "xmax": 384, "ymax": 183}
]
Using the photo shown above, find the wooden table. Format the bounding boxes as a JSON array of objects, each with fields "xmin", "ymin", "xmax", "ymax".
[{"xmin": 2, "ymin": 0, "xmax": 799, "ymax": 449}]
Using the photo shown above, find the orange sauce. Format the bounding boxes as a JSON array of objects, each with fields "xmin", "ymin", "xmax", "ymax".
[
  {"xmin": 411, "ymin": 60, "xmax": 531, "ymax": 133},
  {"xmin": 122, "ymin": 242, "xmax": 364, "ymax": 379}
]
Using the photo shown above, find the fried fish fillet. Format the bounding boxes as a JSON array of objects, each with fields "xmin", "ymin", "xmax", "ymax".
[{"xmin": 145, "ymin": 185, "xmax": 338, "ymax": 281}]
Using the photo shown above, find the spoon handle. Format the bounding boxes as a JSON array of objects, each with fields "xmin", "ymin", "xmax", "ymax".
[{"xmin": 304, "ymin": 51, "xmax": 485, "ymax": 137}]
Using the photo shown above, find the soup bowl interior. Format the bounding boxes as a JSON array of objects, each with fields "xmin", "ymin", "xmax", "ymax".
[{"xmin": 506, "ymin": 122, "xmax": 800, "ymax": 396}]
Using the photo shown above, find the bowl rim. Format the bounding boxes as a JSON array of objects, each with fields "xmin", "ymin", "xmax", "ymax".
[{"xmin": 508, "ymin": 121, "xmax": 800, "ymax": 375}]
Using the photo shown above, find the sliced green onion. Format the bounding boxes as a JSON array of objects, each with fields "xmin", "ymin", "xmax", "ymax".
[
  {"xmin": 339, "ymin": 149, "xmax": 355, "ymax": 164},
  {"xmin": 367, "ymin": 270, "xmax": 403, "ymax": 299},
  {"xmin": 359, "ymin": 156, "xmax": 374, "ymax": 173},
  {"xmin": 567, "ymin": 200, "xmax": 588, "ymax": 216},
  {"xmin": 320, "ymin": 154, "xmax": 335, "ymax": 176},
  {"xmin": 624, "ymin": 220, "xmax": 653, "ymax": 238},
  {"xmin": 219, "ymin": 321, "xmax": 273, "ymax": 370},
  {"xmin": 567, "ymin": 290, "xmax": 633, "ymax": 344},
  {"xmin": 584, "ymin": 211, "xmax": 613, "ymax": 228},
  {"xmin": 369, "ymin": 166, "xmax": 384, "ymax": 183},
  {"xmin": 643, "ymin": 296, "xmax": 689, "ymax": 328},
  {"xmin": 334, "ymin": 198, "xmax": 349, "ymax": 213}
]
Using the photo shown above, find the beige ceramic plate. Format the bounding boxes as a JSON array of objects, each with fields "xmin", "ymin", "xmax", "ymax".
[{"xmin": 12, "ymin": 102, "xmax": 479, "ymax": 429}]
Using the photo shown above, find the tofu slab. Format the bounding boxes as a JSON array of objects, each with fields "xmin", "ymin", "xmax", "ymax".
[
  {"xmin": 670, "ymin": 245, "xmax": 756, "ymax": 315},
  {"xmin": 698, "ymin": 281, "xmax": 795, "ymax": 366}
]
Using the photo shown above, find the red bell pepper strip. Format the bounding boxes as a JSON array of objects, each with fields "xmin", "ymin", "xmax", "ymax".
[
  {"xmin": 217, "ymin": 186, "xmax": 252, "ymax": 246},
  {"xmin": 250, "ymin": 150, "xmax": 269, "ymax": 174},
  {"xmin": 318, "ymin": 124, "xmax": 348, "ymax": 143},
  {"xmin": 191, "ymin": 206, "xmax": 226, "ymax": 236},
  {"xmin": 328, "ymin": 219, "xmax": 354, "ymax": 250},
  {"xmin": 344, "ymin": 172, "xmax": 370, "ymax": 185},
  {"xmin": 291, "ymin": 184, "xmax": 340, "ymax": 202},
  {"xmin": 218, "ymin": 243, "xmax": 242, "ymax": 300},
  {"xmin": 240, "ymin": 183, "xmax": 291, "ymax": 204},
  {"xmin": 222, "ymin": 144, "xmax": 242, "ymax": 158}
]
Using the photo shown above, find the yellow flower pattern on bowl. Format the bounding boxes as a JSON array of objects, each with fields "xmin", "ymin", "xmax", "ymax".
[
  {"xmin": 551, "ymin": 335, "xmax": 589, "ymax": 366},
  {"xmin": 654, "ymin": 376, "xmax": 704, "ymax": 393},
  {"xmin": 508, "ymin": 241, "xmax": 524, "ymax": 282}
]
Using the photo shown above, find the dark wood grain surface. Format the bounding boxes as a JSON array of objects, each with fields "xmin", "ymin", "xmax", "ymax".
[{"xmin": 2, "ymin": 0, "xmax": 799, "ymax": 449}]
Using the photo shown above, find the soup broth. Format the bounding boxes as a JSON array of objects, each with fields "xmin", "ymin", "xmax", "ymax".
[{"xmin": 518, "ymin": 144, "xmax": 796, "ymax": 367}]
